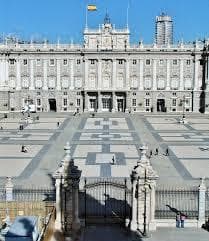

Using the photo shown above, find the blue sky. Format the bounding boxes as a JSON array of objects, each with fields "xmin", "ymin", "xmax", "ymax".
[{"xmin": 1, "ymin": 0, "xmax": 209, "ymax": 43}]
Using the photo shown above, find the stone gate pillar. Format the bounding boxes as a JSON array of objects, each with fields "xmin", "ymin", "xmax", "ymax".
[
  {"xmin": 130, "ymin": 145, "xmax": 158, "ymax": 233},
  {"xmin": 53, "ymin": 142, "xmax": 82, "ymax": 240},
  {"xmin": 198, "ymin": 177, "xmax": 206, "ymax": 227}
]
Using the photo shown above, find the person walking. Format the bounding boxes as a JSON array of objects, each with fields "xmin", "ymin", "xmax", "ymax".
[
  {"xmin": 155, "ymin": 148, "xmax": 158, "ymax": 155},
  {"xmin": 176, "ymin": 212, "xmax": 181, "ymax": 228},
  {"xmin": 150, "ymin": 150, "xmax": 152, "ymax": 158},
  {"xmin": 180, "ymin": 213, "xmax": 186, "ymax": 228},
  {"xmin": 111, "ymin": 155, "xmax": 115, "ymax": 165},
  {"xmin": 165, "ymin": 148, "xmax": 169, "ymax": 156}
]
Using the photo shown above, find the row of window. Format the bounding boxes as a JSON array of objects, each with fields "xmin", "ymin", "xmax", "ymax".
[
  {"xmin": 36, "ymin": 98, "xmax": 81, "ymax": 107},
  {"xmin": 131, "ymin": 98, "xmax": 190, "ymax": 107},
  {"xmin": 9, "ymin": 59, "xmax": 192, "ymax": 66}
]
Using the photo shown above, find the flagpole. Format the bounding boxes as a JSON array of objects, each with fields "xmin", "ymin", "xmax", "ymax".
[
  {"xmin": 126, "ymin": 0, "xmax": 130, "ymax": 29},
  {"xmin": 85, "ymin": 5, "xmax": 88, "ymax": 29}
]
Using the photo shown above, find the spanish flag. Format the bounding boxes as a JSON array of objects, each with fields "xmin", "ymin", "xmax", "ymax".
[{"xmin": 87, "ymin": 4, "xmax": 97, "ymax": 11}]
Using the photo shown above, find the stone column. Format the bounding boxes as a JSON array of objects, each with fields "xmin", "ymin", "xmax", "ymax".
[
  {"xmin": 70, "ymin": 59, "xmax": 74, "ymax": 90},
  {"xmin": 139, "ymin": 59, "xmax": 144, "ymax": 90},
  {"xmin": 84, "ymin": 59, "xmax": 88, "ymax": 89},
  {"xmin": 130, "ymin": 145, "xmax": 158, "ymax": 233},
  {"xmin": 16, "ymin": 60, "xmax": 21, "ymax": 90},
  {"xmin": 0, "ymin": 60, "xmax": 3, "ymax": 87},
  {"xmin": 112, "ymin": 59, "xmax": 117, "ymax": 89},
  {"xmin": 84, "ymin": 92, "xmax": 88, "ymax": 112},
  {"xmin": 126, "ymin": 59, "xmax": 130, "ymax": 90},
  {"xmin": 130, "ymin": 171, "xmax": 138, "ymax": 231},
  {"xmin": 56, "ymin": 59, "xmax": 61, "ymax": 90},
  {"xmin": 97, "ymin": 60, "xmax": 102, "ymax": 90},
  {"xmin": 198, "ymin": 178, "xmax": 206, "ymax": 227},
  {"xmin": 112, "ymin": 92, "xmax": 116, "ymax": 112},
  {"xmin": 55, "ymin": 178, "xmax": 62, "ymax": 230},
  {"xmin": 152, "ymin": 59, "xmax": 157, "ymax": 91},
  {"xmin": 179, "ymin": 59, "xmax": 184, "ymax": 91},
  {"xmin": 149, "ymin": 183, "xmax": 157, "ymax": 230},
  {"xmin": 194, "ymin": 55, "xmax": 199, "ymax": 91},
  {"xmin": 29, "ymin": 59, "xmax": 34, "ymax": 90},
  {"xmin": 166, "ymin": 59, "xmax": 170, "ymax": 90},
  {"xmin": 5, "ymin": 177, "xmax": 13, "ymax": 202},
  {"xmin": 5, "ymin": 59, "xmax": 9, "ymax": 87},
  {"xmin": 97, "ymin": 91, "xmax": 102, "ymax": 112},
  {"xmin": 43, "ymin": 59, "xmax": 48, "ymax": 90}
]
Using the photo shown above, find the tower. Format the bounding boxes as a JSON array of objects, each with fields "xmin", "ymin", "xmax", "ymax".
[{"xmin": 155, "ymin": 12, "xmax": 173, "ymax": 45}]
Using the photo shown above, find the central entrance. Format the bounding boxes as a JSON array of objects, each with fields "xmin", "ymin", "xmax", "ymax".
[
  {"xmin": 157, "ymin": 99, "xmax": 166, "ymax": 112},
  {"xmin": 102, "ymin": 98, "xmax": 112, "ymax": 111},
  {"xmin": 101, "ymin": 92, "xmax": 112, "ymax": 112},
  {"xmin": 48, "ymin": 98, "xmax": 57, "ymax": 112}
]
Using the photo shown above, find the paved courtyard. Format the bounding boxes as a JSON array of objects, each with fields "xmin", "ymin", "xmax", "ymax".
[
  {"xmin": 80, "ymin": 225, "xmax": 209, "ymax": 241},
  {"xmin": 0, "ymin": 112, "xmax": 208, "ymax": 187}
]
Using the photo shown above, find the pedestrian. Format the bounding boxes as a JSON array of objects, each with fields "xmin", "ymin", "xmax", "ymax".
[
  {"xmin": 57, "ymin": 122, "xmax": 60, "ymax": 127},
  {"xmin": 21, "ymin": 145, "xmax": 27, "ymax": 153},
  {"xmin": 155, "ymin": 148, "xmax": 158, "ymax": 155},
  {"xmin": 112, "ymin": 155, "xmax": 115, "ymax": 165},
  {"xmin": 180, "ymin": 213, "xmax": 186, "ymax": 228},
  {"xmin": 150, "ymin": 150, "xmax": 152, "ymax": 158},
  {"xmin": 0, "ymin": 126, "xmax": 3, "ymax": 130},
  {"xmin": 166, "ymin": 148, "xmax": 169, "ymax": 156},
  {"xmin": 176, "ymin": 212, "xmax": 181, "ymax": 228}
]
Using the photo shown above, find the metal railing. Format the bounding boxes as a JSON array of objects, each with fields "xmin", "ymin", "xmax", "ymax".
[{"xmin": 155, "ymin": 186, "xmax": 199, "ymax": 219}]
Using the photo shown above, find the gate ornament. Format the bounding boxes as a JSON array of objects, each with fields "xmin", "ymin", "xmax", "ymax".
[{"xmin": 130, "ymin": 145, "xmax": 158, "ymax": 233}]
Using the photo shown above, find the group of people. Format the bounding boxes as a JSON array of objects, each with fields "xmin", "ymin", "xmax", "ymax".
[
  {"xmin": 176, "ymin": 212, "xmax": 186, "ymax": 228},
  {"xmin": 149, "ymin": 148, "xmax": 169, "ymax": 158}
]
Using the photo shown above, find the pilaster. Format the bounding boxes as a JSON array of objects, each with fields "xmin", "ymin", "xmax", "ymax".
[
  {"xmin": 84, "ymin": 59, "xmax": 88, "ymax": 89},
  {"xmin": 152, "ymin": 59, "xmax": 157, "ymax": 90},
  {"xmin": 97, "ymin": 60, "xmax": 102, "ymax": 90},
  {"xmin": 112, "ymin": 59, "xmax": 116, "ymax": 89},
  {"xmin": 29, "ymin": 59, "xmax": 34, "ymax": 90},
  {"xmin": 43, "ymin": 59, "xmax": 48, "ymax": 90},
  {"xmin": 194, "ymin": 55, "xmax": 199, "ymax": 91},
  {"xmin": 56, "ymin": 59, "xmax": 61, "ymax": 90},
  {"xmin": 139, "ymin": 59, "xmax": 144, "ymax": 90},
  {"xmin": 166, "ymin": 59, "xmax": 170, "ymax": 90},
  {"xmin": 179, "ymin": 59, "xmax": 184, "ymax": 91},
  {"xmin": 16, "ymin": 60, "xmax": 21, "ymax": 90},
  {"xmin": 70, "ymin": 59, "xmax": 74, "ymax": 90},
  {"xmin": 126, "ymin": 59, "xmax": 130, "ymax": 90}
]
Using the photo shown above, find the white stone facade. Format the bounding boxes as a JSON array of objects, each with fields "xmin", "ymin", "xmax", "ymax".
[{"xmin": 0, "ymin": 18, "xmax": 209, "ymax": 114}]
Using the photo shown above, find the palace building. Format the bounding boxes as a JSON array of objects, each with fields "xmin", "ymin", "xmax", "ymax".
[{"xmin": 0, "ymin": 14, "xmax": 209, "ymax": 114}]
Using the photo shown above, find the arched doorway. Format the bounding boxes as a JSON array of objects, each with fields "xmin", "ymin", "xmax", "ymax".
[
  {"xmin": 48, "ymin": 99, "xmax": 57, "ymax": 112},
  {"xmin": 157, "ymin": 94, "xmax": 166, "ymax": 112}
]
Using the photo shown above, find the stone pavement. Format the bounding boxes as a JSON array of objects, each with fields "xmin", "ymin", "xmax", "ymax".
[
  {"xmin": 0, "ymin": 112, "xmax": 209, "ymax": 187},
  {"xmin": 80, "ymin": 225, "xmax": 209, "ymax": 241}
]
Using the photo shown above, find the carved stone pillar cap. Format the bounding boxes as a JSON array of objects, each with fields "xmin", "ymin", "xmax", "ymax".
[
  {"xmin": 139, "ymin": 145, "xmax": 149, "ymax": 164},
  {"xmin": 199, "ymin": 177, "xmax": 206, "ymax": 190},
  {"xmin": 5, "ymin": 176, "xmax": 13, "ymax": 188}
]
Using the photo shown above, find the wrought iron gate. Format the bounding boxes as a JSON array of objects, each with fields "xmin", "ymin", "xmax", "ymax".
[{"xmin": 79, "ymin": 178, "xmax": 132, "ymax": 224}]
